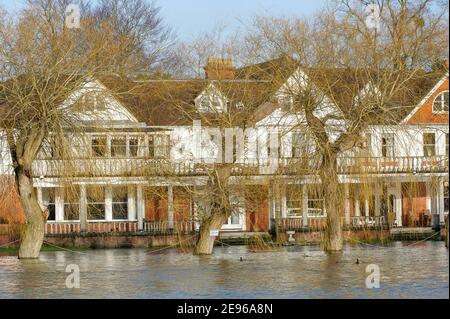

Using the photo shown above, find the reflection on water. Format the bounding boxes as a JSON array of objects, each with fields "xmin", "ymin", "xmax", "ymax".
[{"xmin": 0, "ymin": 241, "xmax": 448, "ymax": 299}]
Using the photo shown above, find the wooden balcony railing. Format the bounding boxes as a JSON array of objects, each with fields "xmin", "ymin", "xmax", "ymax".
[
  {"xmin": 32, "ymin": 155, "xmax": 448, "ymax": 178},
  {"xmin": 45, "ymin": 221, "xmax": 138, "ymax": 235},
  {"xmin": 337, "ymin": 156, "xmax": 448, "ymax": 174},
  {"xmin": 44, "ymin": 220, "xmax": 196, "ymax": 235}
]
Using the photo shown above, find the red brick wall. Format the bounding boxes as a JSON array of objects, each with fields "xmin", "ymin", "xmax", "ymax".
[
  {"xmin": 144, "ymin": 186, "xmax": 168, "ymax": 221},
  {"xmin": 0, "ymin": 176, "xmax": 25, "ymax": 224},
  {"xmin": 173, "ymin": 186, "xmax": 193, "ymax": 221},
  {"xmin": 407, "ymin": 79, "xmax": 449, "ymax": 124},
  {"xmin": 401, "ymin": 182, "xmax": 427, "ymax": 226},
  {"xmin": 245, "ymin": 185, "xmax": 269, "ymax": 231}
]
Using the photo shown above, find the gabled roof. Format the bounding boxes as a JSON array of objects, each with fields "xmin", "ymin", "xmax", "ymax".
[
  {"xmin": 98, "ymin": 76, "xmax": 275, "ymax": 127},
  {"xmin": 245, "ymin": 61, "xmax": 448, "ymax": 126},
  {"xmin": 401, "ymin": 72, "xmax": 449, "ymax": 124}
]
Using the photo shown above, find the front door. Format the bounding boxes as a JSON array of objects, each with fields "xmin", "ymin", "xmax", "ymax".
[{"xmin": 385, "ymin": 184, "xmax": 402, "ymax": 227}]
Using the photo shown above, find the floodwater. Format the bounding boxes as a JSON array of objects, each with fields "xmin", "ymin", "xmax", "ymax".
[{"xmin": 0, "ymin": 241, "xmax": 448, "ymax": 299}]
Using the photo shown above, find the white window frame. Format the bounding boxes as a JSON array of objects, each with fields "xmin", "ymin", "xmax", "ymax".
[
  {"xmin": 423, "ymin": 132, "xmax": 436, "ymax": 157},
  {"xmin": 432, "ymin": 90, "xmax": 449, "ymax": 114},
  {"xmin": 381, "ymin": 133, "xmax": 395, "ymax": 158}
]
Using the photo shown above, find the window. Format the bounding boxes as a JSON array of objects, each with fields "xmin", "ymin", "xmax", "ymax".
[
  {"xmin": 148, "ymin": 134, "xmax": 170, "ymax": 158},
  {"xmin": 381, "ymin": 133, "xmax": 395, "ymax": 158},
  {"xmin": 444, "ymin": 182, "xmax": 449, "ymax": 213},
  {"xmin": 360, "ymin": 195, "xmax": 375, "ymax": 217},
  {"xmin": 364, "ymin": 133, "xmax": 372, "ymax": 153},
  {"xmin": 91, "ymin": 136, "xmax": 107, "ymax": 157},
  {"xmin": 267, "ymin": 132, "xmax": 280, "ymax": 158},
  {"xmin": 129, "ymin": 138, "xmax": 139, "ymax": 157},
  {"xmin": 42, "ymin": 188, "xmax": 56, "ymax": 221},
  {"xmin": 286, "ymin": 185, "xmax": 303, "ymax": 217},
  {"xmin": 73, "ymin": 91, "xmax": 107, "ymax": 112},
  {"xmin": 308, "ymin": 187, "xmax": 325, "ymax": 217},
  {"xmin": 423, "ymin": 133, "xmax": 436, "ymax": 157},
  {"xmin": 112, "ymin": 187, "xmax": 128, "ymax": 220},
  {"xmin": 111, "ymin": 136, "xmax": 126, "ymax": 157},
  {"xmin": 445, "ymin": 133, "xmax": 449, "ymax": 157},
  {"xmin": 291, "ymin": 132, "xmax": 304, "ymax": 158},
  {"xmin": 154, "ymin": 134, "xmax": 170, "ymax": 158},
  {"xmin": 87, "ymin": 186, "xmax": 105, "ymax": 220},
  {"xmin": 64, "ymin": 187, "xmax": 79, "ymax": 221},
  {"xmin": 432, "ymin": 91, "xmax": 449, "ymax": 113},
  {"xmin": 198, "ymin": 95, "xmax": 223, "ymax": 112}
]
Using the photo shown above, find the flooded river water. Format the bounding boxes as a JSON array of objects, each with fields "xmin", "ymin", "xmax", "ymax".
[{"xmin": 0, "ymin": 241, "xmax": 448, "ymax": 298}]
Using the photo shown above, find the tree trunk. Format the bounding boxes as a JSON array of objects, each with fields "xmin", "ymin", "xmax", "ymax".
[
  {"xmin": 193, "ymin": 208, "xmax": 228, "ymax": 255},
  {"xmin": 193, "ymin": 165, "xmax": 231, "ymax": 255},
  {"xmin": 321, "ymin": 155, "xmax": 343, "ymax": 252},
  {"xmin": 16, "ymin": 165, "xmax": 46, "ymax": 259}
]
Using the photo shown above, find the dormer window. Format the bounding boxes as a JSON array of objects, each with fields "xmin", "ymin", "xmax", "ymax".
[
  {"xmin": 432, "ymin": 91, "xmax": 449, "ymax": 113},
  {"xmin": 73, "ymin": 91, "xmax": 107, "ymax": 112},
  {"xmin": 198, "ymin": 95, "xmax": 223, "ymax": 112},
  {"xmin": 195, "ymin": 84, "xmax": 227, "ymax": 113}
]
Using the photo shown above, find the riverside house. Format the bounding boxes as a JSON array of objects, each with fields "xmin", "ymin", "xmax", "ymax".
[{"xmin": 0, "ymin": 57, "xmax": 448, "ymax": 236}]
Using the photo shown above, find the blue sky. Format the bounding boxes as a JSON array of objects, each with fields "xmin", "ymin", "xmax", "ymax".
[{"xmin": 0, "ymin": 0, "xmax": 327, "ymax": 39}]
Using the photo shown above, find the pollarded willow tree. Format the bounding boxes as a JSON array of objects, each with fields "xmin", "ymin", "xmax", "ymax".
[
  {"xmin": 241, "ymin": 0, "xmax": 448, "ymax": 251},
  {"xmin": 0, "ymin": 0, "xmax": 172, "ymax": 258}
]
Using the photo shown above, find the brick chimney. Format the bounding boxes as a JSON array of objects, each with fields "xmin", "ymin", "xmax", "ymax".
[{"xmin": 204, "ymin": 57, "xmax": 235, "ymax": 80}]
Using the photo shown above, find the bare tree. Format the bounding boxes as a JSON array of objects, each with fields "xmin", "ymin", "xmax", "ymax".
[
  {"xmin": 0, "ymin": 0, "xmax": 167, "ymax": 258},
  {"xmin": 242, "ymin": 0, "xmax": 448, "ymax": 251},
  {"xmin": 88, "ymin": 0, "xmax": 175, "ymax": 76}
]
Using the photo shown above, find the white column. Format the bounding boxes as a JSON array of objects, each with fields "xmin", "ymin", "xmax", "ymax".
[
  {"xmin": 105, "ymin": 185, "xmax": 112, "ymax": 221},
  {"xmin": 344, "ymin": 183, "xmax": 351, "ymax": 225},
  {"xmin": 374, "ymin": 182, "xmax": 380, "ymax": 216},
  {"xmin": 55, "ymin": 188, "xmax": 64, "ymax": 222},
  {"xmin": 395, "ymin": 182, "xmax": 402, "ymax": 227},
  {"xmin": 364, "ymin": 198, "xmax": 370, "ymax": 217},
  {"xmin": 426, "ymin": 182, "xmax": 432, "ymax": 213},
  {"xmin": 302, "ymin": 184, "xmax": 308, "ymax": 227},
  {"xmin": 438, "ymin": 177, "xmax": 445, "ymax": 224},
  {"xmin": 136, "ymin": 184, "xmax": 144, "ymax": 230},
  {"xmin": 127, "ymin": 185, "xmax": 136, "ymax": 221},
  {"xmin": 79, "ymin": 184, "xmax": 87, "ymax": 232},
  {"xmin": 167, "ymin": 185, "xmax": 174, "ymax": 229},
  {"xmin": 281, "ymin": 184, "xmax": 287, "ymax": 218},
  {"xmin": 37, "ymin": 187, "xmax": 44, "ymax": 211},
  {"xmin": 354, "ymin": 187, "xmax": 360, "ymax": 217}
]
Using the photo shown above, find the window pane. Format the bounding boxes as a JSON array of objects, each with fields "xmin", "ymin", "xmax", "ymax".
[
  {"xmin": 129, "ymin": 138, "xmax": 139, "ymax": 157},
  {"xmin": 112, "ymin": 187, "xmax": 128, "ymax": 220},
  {"xmin": 382, "ymin": 134, "xmax": 394, "ymax": 157},
  {"xmin": 444, "ymin": 183, "xmax": 449, "ymax": 213},
  {"xmin": 91, "ymin": 136, "xmax": 107, "ymax": 157},
  {"xmin": 445, "ymin": 133, "xmax": 449, "ymax": 157},
  {"xmin": 148, "ymin": 136, "xmax": 155, "ymax": 158},
  {"xmin": 154, "ymin": 135, "xmax": 170, "ymax": 158},
  {"xmin": 423, "ymin": 133, "xmax": 436, "ymax": 157},
  {"xmin": 87, "ymin": 186, "xmax": 105, "ymax": 220},
  {"xmin": 111, "ymin": 137, "xmax": 126, "ymax": 157},
  {"xmin": 433, "ymin": 91, "xmax": 449, "ymax": 113},
  {"xmin": 64, "ymin": 187, "xmax": 80, "ymax": 220},
  {"xmin": 286, "ymin": 185, "xmax": 303, "ymax": 216},
  {"xmin": 292, "ymin": 132, "xmax": 304, "ymax": 158},
  {"xmin": 42, "ymin": 188, "xmax": 56, "ymax": 221}
]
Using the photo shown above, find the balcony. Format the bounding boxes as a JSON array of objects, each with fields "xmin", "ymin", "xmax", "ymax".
[
  {"xmin": 31, "ymin": 155, "xmax": 448, "ymax": 179},
  {"xmin": 32, "ymin": 158, "xmax": 206, "ymax": 178},
  {"xmin": 337, "ymin": 156, "xmax": 448, "ymax": 175}
]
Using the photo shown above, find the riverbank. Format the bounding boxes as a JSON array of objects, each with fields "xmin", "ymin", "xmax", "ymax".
[{"xmin": 1, "ymin": 226, "xmax": 446, "ymax": 251}]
